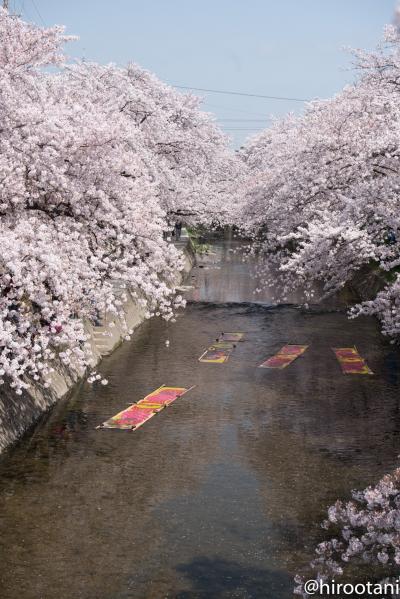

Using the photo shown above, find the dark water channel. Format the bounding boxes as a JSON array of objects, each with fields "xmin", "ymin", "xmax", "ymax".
[{"xmin": 1, "ymin": 241, "xmax": 400, "ymax": 599}]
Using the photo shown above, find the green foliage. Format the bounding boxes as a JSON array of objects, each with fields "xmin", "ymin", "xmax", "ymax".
[{"xmin": 187, "ymin": 226, "xmax": 210, "ymax": 255}]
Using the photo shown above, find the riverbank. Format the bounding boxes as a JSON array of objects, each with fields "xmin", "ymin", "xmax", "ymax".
[{"xmin": 0, "ymin": 241, "xmax": 195, "ymax": 455}]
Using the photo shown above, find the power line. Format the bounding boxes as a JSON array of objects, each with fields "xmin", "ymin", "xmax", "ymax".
[
  {"xmin": 171, "ymin": 84, "xmax": 309, "ymax": 102},
  {"xmin": 204, "ymin": 102, "xmax": 271, "ymax": 117},
  {"xmin": 30, "ymin": 0, "xmax": 45, "ymax": 26},
  {"xmin": 18, "ymin": 0, "xmax": 32, "ymax": 19}
]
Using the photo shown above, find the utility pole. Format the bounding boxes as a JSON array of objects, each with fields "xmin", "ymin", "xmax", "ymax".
[{"xmin": 3, "ymin": 0, "xmax": 9, "ymax": 10}]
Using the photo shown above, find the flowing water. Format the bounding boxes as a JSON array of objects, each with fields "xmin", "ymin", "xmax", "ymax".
[{"xmin": 1, "ymin": 241, "xmax": 400, "ymax": 599}]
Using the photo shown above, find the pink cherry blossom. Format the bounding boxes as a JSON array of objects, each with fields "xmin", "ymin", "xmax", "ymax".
[{"xmin": 0, "ymin": 8, "xmax": 243, "ymax": 392}]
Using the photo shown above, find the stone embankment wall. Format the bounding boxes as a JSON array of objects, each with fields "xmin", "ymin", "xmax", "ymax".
[{"xmin": 0, "ymin": 242, "xmax": 194, "ymax": 455}]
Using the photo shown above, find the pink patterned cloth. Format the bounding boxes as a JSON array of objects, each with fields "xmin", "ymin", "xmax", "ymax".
[
  {"xmin": 259, "ymin": 345, "xmax": 308, "ymax": 369},
  {"xmin": 140, "ymin": 387, "xmax": 186, "ymax": 405},
  {"xmin": 100, "ymin": 386, "xmax": 188, "ymax": 429},
  {"xmin": 333, "ymin": 347, "xmax": 373, "ymax": 375}
]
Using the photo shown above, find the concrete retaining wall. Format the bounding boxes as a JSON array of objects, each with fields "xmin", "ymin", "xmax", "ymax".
[{"xmin": 0, "ymin": 243, "xmax": 195, "ymax": 454}]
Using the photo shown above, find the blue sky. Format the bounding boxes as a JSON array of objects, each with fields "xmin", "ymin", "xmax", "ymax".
[{"xmin": 13, "ymin": 0, "xmax": 396, "ymax": 147}]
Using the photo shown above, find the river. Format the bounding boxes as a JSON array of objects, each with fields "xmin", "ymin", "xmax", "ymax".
[{"xmin": 1, "ymin": 240, "xmax": 400, "ymax": 598}]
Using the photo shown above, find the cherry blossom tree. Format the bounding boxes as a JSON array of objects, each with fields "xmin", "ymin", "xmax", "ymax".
[
  {"xmin": 295, "ymin": 468, "xmax": 400, "ymax": 597},
  {"xmin": 0, "ymin": 8, "xmax": 240, "ymax": 393},
  {"xmin": 59, "ymin": 60, "xmax": 242, "ymax": 227},
  {"xmin": 239, "ymin": 19, "xmax": 400, "ymax": 338}
]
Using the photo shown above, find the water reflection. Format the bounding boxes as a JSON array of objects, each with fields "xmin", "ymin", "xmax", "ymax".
[
  {"xmin": 0, "ymin": 242, "xmax": 399, "ymax": 598},
  {"xmin": 187, "ymin": 240, "xmax": 324, "ymax": 306}
]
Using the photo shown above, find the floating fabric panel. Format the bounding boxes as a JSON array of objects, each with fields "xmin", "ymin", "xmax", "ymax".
[
  {"xmin": 98, "ymin": 385, "xmax": 192, "ymax": 430},
  {"xmin": 259, "ymin": 345, "xmax": 309, "ymax": 369},
  {"xmin": 99, "ymin": 404, "xmax": 157, "ymax": 430},
  {"xmin": 139, "ymin": 386, "xmax": 188, "ymax": 406},
  {"xmin": 333, "ymin": 347, "xmax": 373, "ymax": 375},
  {"xmin": 209, "ymin": 342, "xmax": 235, "ymax": 350},
  {"xmin": 218, "ymin": 332, "xmax": 245, "ymax": 342},
  {"xmin": 199, "ymin": 348, "xmax": 231, "ymax": 363}
]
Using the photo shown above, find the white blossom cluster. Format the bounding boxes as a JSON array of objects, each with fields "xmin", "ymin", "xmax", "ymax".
[
  {"xmin": 294, "ymin": 468, "xmax": 400, "ymax": 597},
  {"xmin": 239, "ymin": 21, "xmax": 400, "ymax": 338},
  {"xmin": 0, "ymin": 10, "xmax": 242, "ymax": 393}
]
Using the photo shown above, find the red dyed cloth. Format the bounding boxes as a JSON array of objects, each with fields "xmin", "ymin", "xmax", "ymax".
[{"xmin": 259, "ymin": 345, "xmax": 308, "ymax": 369}]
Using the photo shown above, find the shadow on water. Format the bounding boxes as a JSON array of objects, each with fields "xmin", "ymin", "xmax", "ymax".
[
  {"xmin": 169, "ymin": 556, "xmax": 290, "ymax": 599},
  {"xmin": 0, "ymin": 240, "xmax": 400, "ymax": 599}
]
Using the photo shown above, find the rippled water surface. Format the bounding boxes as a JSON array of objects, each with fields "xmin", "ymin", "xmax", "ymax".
[{"xmin": 1, "ymin": 241, "xmax": 400, "ymax": 599}]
